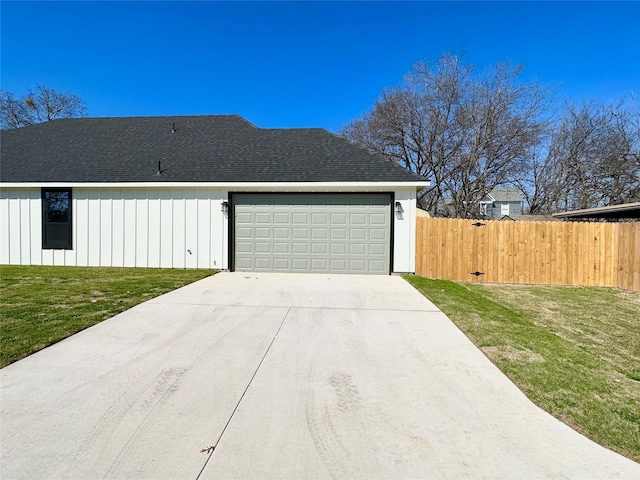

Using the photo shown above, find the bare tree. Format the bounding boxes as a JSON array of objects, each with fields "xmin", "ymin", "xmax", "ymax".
[
  {"xmin": 519, "ymin": 99, "xmax": 640, "ymax": 214},
  {"xmin": 0, "ymin": 85, "xmax": 87, "ymax": 129},
  {"xmin": 340, "ymin": 54, "xmax": 551, "ymax": 217}
]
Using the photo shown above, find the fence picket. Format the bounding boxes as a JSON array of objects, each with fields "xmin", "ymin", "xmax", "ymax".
[{"xmin": 415, "ymin": 217, "xmax": 640, "ymax": 292}]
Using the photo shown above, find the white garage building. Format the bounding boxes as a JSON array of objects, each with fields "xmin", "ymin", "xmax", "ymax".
[{"xmin": 0, "ymin": 115, "xmax": 428, "ymax": 274}]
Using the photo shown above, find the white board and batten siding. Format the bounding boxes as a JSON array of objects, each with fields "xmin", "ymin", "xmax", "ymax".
[
  {"xmin": 1, "ymin": 185, "xmax": 418, "ymax": 273},
  {"xmin": 0, "ymin": 188, "xmax": 41, "ymax": 266},
  {"xmin": 0, "ymin": 187, "xmax": 228, "ymax": 269}
]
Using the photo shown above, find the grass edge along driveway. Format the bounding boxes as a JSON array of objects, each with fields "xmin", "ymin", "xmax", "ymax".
[
  {"xmin": 404, "ymin": 275, "xmax": 640, "ymax": 464},
  {"xmin": 2, "ymin": 267, "xmax": 638, "ymax": 464},
  {"xmin": 0, "ymin": 265, "xmax": 217, "ymax": 368}
]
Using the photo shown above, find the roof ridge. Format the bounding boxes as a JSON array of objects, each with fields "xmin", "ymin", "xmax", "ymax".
[{"xmin": 1, "ymin": 115, "xmax": 429, "ymax": 184}]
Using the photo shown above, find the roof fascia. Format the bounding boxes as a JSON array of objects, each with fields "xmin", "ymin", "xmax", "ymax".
[
  {"xmin": 552, "ymin": 202, "xmax": 640, "ymax": 218},
  {"xmin": 1, "ymin": 180, "xmax": 430, "ymax": 189}
]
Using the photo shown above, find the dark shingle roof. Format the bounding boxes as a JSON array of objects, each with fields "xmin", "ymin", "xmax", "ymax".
[
  {"xmin": 489, "ymin": 188, "xmax": 523, "ymax": 202},
  {"xmin": 0, "ymin": 115, "xmax": 424, "ymax": 183}
]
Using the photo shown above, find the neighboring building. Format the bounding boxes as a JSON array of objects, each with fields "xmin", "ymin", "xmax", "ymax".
[
  {"xmin": 435, "ymin": 187, "xmax": 524, "ymax": 219},
  {"xmin": 0, "ymin": 115, "xmax": 428, "ymax": 274},
  {"xmin": 480, "ymin": 188, "xmax": 524, "ymax": 219},
  {"xmin": 508, "ymin": 214, "xmax": 563, "ymax": 222},
  {"xmin": 551, "ymin": 202, "xmax": 640, "ymax": 221}
]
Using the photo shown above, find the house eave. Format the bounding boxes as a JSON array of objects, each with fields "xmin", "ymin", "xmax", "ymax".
[
  {"xmin": 551, "ymin": 202, "xmax": 640, "ymax": 219},
  {"xmin": 1, "ymin": 181, "xmax": 430, "ymax": 190}
]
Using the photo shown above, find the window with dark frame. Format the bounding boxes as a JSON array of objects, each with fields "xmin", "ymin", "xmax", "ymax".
[{"xmin": 42, "ymin": 189, "xmax": 72, "ymax": 249}]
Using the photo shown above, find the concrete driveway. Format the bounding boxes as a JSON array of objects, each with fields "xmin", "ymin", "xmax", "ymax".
[{"xmin": 1, "ymin": 272, "xmax": 638, "ymax": 479}]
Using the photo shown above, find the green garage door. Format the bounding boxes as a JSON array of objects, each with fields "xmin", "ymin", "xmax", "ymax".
[{"xmin": 234, "ymin": 193, "xmax": 391, "ymax": 274}]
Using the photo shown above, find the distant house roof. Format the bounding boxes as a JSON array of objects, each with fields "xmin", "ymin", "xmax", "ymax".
[
  {"xmin": 552, "ymin": 202, "xmax": 640, "ymax": 220},
  {"xmin": 509, "ymin": 214, "xmax": 562, "ymax": 222},
  {"xmin": 0, "ymin": 115, "xmax": 426, "ymax": 184},
  {"xmin": 487, "ymin": 188, "xmax": 523, "ymax": 203}
]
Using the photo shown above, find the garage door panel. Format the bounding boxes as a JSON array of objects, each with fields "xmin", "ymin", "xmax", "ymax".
[
  {"xmin": 370, "ymin": 196, "xmax": 389, "ymax": 206},
  {"xmin": 311, "ymin": 228, "xmax": 327, "ymax": 239},
  {"xmin": 311, "ymin": 197, "xmax": 329, "ymax": 206},
  {"xmin": 331, "ymin": 229, "xmax": 347, "ymax": 240},
  {"xmin": 255, "ymin": 227, "xmax": 271, "ymax": 239},
  {"xmin": 273, "ymin": 228, "xmax": 289, "ymax": 239},
  {"xmin": 292, "ymin": 258, "xmax": 309, "ymax": 270},
  {"xmin": 254, "ymin": 242, "xmax": 271, "ymax": 253},
  {"xmin": 349, "ymin": 259, "xmax": 367, "ymax": 272},
  {"xmin": 311, "ymin": 259, "xmax": 328, "ymax": 269},
  {"xmin": 273, "ymin": 258, "xmax": 290, "ymax": 270},
  {"xmin": 311, "ymin": 213, "xmax": 327, "ymax": 224},
  {"xmin": 369, "ymin": 213, "xmax": 388, "ymax": 225},
  {"xmin": 370, "ymin": 229, "xmax": 387, "ymax": 240},
  {"xmin": 292, "ymin": 243, "xmax": 309, "ymax": 254},
  {"xmin": 369, "ymin": 259, "xmax": 387, "ymax": 272},
  {"xmin": 350, "ymin": 244, "xmax": 366, "ymax": 255},
  {"xmin": 330, "ymin": 243, "xmax": 347, "ymax": 255},
  {"xmin": 330, "ymin": 259, "xmax": 348, "ymax": 271},
  {"xmin": 292, "ymin": 228, "xmax": 309, "ymax": 239},
  {"xmin": 311, "ymin": 243, "xmax": 327, "ymax": 254},
  {"xmin": 235, "ymin": 241, "xmax": 253, "ymax": 254},
  {"xmin": 273, "ymin": 213, "xmax": 290, "ymax": 224},
  {"xmin": 253, "ymin": 258, "xmax": 270, "ymax": 269},
  {"xmin": 236, "ymin": 212, "xmax": 252, "ymax": 223},
  {"xmin": 350, "ymin": 229, "xmax": 366, "ymax": 240},
  {"xmin": 330, "ymin": 213, "xmax": 347, "ymax": 224},
  {"xmin": 255, "ymin": 213, "xmax": 271, "ymax": 224},
  {"xmin": 370, "ymin": 244, "xmax": 386, "ymax": 255},
  {"xmin": 292, "ymin": 196, "xmax": 312, "ymax": 207},
  {"xmin": 292, "ymin": 213, "xmax": 308, "ymax": 224},
  {"xmin": 234, "ymin": 194, "xmax": 390, "ymax": 274},
  {"xmin": 235, "ymin": 258, "xmax": 253, "ymax": 270},
  {"xmin": 273, "ymin": 242, "xmax": 290, "ymax": 254},
  {"xmin": 236, "ymin": 227, "xmax": 252, "ymax": 240},
  {"xmin": 350, "ymin": 213, "xmax": 366, "ymax": 225}
]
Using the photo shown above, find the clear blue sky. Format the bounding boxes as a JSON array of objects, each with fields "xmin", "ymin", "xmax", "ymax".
[{"xmin": 2, "ymin": 1, "xmax": 639, "ymax": 132}]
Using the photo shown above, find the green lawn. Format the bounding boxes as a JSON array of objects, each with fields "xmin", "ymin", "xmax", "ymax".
[
  {"xmin": 0, "ymin": 265, "xmax": 217, "ymax": 368},
  {"xmin": 2, "ymin": 266, "xmax": 638, "ymax": 462},
  {"xmin": 404, "ymin": 275, "xmax": 640, "ymax": 463}
]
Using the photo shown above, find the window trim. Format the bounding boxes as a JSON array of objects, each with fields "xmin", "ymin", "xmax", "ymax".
[{"xmin": 42, "ymin": 188, "xmax": 73, "ymax": 250}]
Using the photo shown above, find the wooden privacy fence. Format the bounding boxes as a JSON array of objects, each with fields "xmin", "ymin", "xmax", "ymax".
[{"xmin": 415, "ymin": 217, "xmax": 640, "ymax": 292}]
